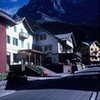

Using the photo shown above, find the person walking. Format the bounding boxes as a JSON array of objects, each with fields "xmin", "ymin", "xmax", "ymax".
[{"xmin": 71, "ymin": 59, "xmax": 78, "ymax": 74}]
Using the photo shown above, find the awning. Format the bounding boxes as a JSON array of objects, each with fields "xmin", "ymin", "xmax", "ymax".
[{"xmin": 18, "ymin": 49, "xmax": 44, "ymax": 55}]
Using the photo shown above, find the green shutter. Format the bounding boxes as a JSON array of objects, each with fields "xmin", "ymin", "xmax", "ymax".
[
  {"xmin": 14, "ymin": 26, "xmax": 17, "ymax": 32},
  {"xmin": 13, "ymin": 37, "xmax": 18, "ymax": 46},
  {"xmin": 7, "ymin": 35, "xmax": 10, "ymax": 44}
]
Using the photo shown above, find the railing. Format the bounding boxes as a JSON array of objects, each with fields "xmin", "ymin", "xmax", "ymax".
[
  {"xmin": 24, "ymin": 64, "xmax": 43, "ymax": 75},
  {"xmin": 19, "ymin": 32, "xmax": 29, "ymax": 39}
]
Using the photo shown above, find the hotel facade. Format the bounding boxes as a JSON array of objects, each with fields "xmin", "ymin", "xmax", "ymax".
[{"xmin": 6, "ymin": 18, "xmax": 33, "ymax": 66}]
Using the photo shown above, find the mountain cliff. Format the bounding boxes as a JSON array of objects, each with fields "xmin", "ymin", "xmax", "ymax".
[
  {"xmin": 14, "ymin": 0, "xmax": 100, "ymax": 44},
  {"xmin": 14, "ymin": 0, "xmax": 99, "ymax": 26}
]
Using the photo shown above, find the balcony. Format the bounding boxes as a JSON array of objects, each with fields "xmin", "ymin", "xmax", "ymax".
[{"xmin": 19, "ymin": 32, "xmax": 29, "ymax": 39}]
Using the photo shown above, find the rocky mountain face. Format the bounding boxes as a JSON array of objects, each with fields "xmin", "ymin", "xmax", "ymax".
[
  {"xmin": 14, "ymin": 0, "xmax": 99, "ymax": 26},
  {"xmin": 14, "ymin": 0, "xmax": 100, "ymax": 44},
  {"xmin": 38, "ymin": 22, "xmax": 100, "ymax": 44}
]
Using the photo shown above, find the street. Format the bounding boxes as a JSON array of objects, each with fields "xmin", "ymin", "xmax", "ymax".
[{"xmin": 0, "ymin": 67, "xmax": 100, "ymax": 100}]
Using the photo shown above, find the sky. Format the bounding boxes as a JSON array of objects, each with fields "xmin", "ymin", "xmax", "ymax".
[{"xmin": 0, "ymin": 0, "xmax": 30, "ymax": 16}]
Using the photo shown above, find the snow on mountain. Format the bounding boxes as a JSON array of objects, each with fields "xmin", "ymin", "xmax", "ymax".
[
  {"xmin": 37, "ymin": 11, "xmax": 60, "ymax": 22},
  {"xmin": 14, "ymin": 0, "xmax": 99, "ymax": 26},
  {"xmin": 51, "ymin": 0, "xmax": 65, "ymax": 13}
]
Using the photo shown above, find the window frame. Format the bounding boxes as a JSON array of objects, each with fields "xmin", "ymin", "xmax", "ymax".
[
  {"xmin": 44, "ymin": 44, "xmax": 52, "ymax": 51},
  {"xmin": 14, "ymin": 26, "xmax": 17, "ymax": 32},
  {"xmin": 7, "ymin": 35, "xmax": 10, "ymax": 44},
  {"xmin": 13, "ymin": 37, "xmax": 18, "ymax": 46}
]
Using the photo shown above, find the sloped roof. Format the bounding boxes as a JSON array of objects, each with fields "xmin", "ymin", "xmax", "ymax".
[
  {"xmin": 55, "ymin": 32, "xmax": 77, "ymax": 47},
  {"xmin": 82, "ymin": 41, "xmax": 100, "ymax": 47},
  {"xmin": 33, "ymin": 24, "xmax": 77, "ymax": 47},
  {"xmin": 14, "ymin": 17, "xmax": 35, "ymax": 35},
  {"xmin": 33, "ymin": 24, "xmax": 61, "ymax": 41},
  {"xmin": 0, "ymin": 8, "xmax": 16, "ymax": 25},
  {"xmin": 82, "ymin": 42, "xmax": 90, "ymax": 46},
  {"xmin": 14, "ymin": 17, "xmax": 24, "ymax": 22},
  {"xmin": 55, "ymin": 33, "xmax": 72, "ymax": 39},
  {"xmin": 18, "ymin": 49, "xmax": 44, "ymax": 55}
]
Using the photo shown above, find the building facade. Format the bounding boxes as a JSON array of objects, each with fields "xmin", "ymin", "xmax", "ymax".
[
  {"xmin": 33, "ymin": 25, "xmax": 61, "ymax": 64},
  {"xmin": 90, "ymin": 41, "xmax": 100, "ymax": 63},
  {"xmin": 6, "ymin": 18, "xmax": 33, "ymax": 65},
  {"xmin": 0, "ymin": 9, "xmax": 15, "ymax": 72},
  {"xmin": 78, "ymin": 41, "xmax": 100, "ymax": 64},
  {"xmin": 0, "ymin": 24, "xmax": 7, "ymax": 72},
  {"xmin": 33, "ymin": 25, "xmax": 76, "ymax": 64},
  {"xmin": 55, "ymin": 32, "xmax": 75, "ymax": 53}
]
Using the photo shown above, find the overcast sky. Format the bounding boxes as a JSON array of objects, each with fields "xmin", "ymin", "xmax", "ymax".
[{"xmin": 0, "ymin": 0, "xmax": 29, "ymax": 15}]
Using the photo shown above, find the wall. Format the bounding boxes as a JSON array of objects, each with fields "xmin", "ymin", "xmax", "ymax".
[
  {"xmin": 6, "ymin": 22, "xmax": 33, "ymax": 65},
  {"xmin": 37, "ymin": 31, "xmax": 59, "ymax": 63},
  {"xmin": 90, "ymin": 43, "xmax": 100, "ymax": 61},
  {"xmin": 39, "ymin": 31, "xmax": 58, "ymax": 54},
  {"xmin": 0, "ymin": 24, "xmax": 6, "ymax": 72}
]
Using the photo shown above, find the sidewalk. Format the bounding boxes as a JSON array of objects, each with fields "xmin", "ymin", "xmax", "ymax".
[
  {"xmin": 0, "ymin": 80, "xmax": 16, "ymax": 97},
  {"xmin": 0, "ymin": 90, "xmax": 15, "ymax": 97},
  {"xmin": 0, "ymin": 76, "xmax": 61, "ymax": 97},
  {"xmin": 0, "ymin": 74, "xmax": 71, "ymax": 97}
]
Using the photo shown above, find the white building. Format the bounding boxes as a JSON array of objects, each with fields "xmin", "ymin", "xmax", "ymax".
[
  {"xmin": 33, "ymin": 25, "xmax": 76, "ymax": 64},
  {"xmin": 55, "ymin": 32, "xmax": 76, "ymax": 53},
  {"xmin": 6, "ymin": 17, "xmax": 34, "ymax": 65}
]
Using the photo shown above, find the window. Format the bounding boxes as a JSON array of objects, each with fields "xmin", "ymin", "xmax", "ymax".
[
  {"xmin": 36, "ymin": 35, "xmax": 39, "ymax": 40},
  {"xmin": 91, "ymin": 48, "xmax": 93, "ymax": 51},
  {"xmin": 13, "ymin": 37, "xmax": 18, "ymax": 46},
  {"xmin": 21, "ymin": 28, "xmax": 23, "ymax": 32},
  {"xmin": 13, "ymin": 53, "xmax": 18, "ymax": 62},
  {"xmin": 14, "ymin": 26, "xmax": 17, "ymax": 32},
  {"xmin": 44, "ymin": 45, "xmax": 52, "ymax": 51},
  {"xmin": 7, "ymin": 35, "xmax": 10, "ymax": 44},
  {"xmin": 95, "ymin": 48, "xmax": 97, "ymax": 51},
  {"xmin": 21, "ymin": 40, "xmax": 24, "ymax": 48},
  {"xmin": 7, "ymin": 52, "xmax": 10, "ymax": 65},
  {"xmin": 40, "ymin": 34, "xmax": 46, "ymax": 40},
  {"xmin": 27, "ymin": 42, "xmax": 30, "ymax": 49}
]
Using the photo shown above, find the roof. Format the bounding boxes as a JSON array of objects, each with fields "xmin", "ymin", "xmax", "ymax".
[
  {"xmin": 33, "ymin": 24, "xmax": 61, "ymax": 42},
  {"xmin": 14, "ymin": 17, "xmax": 24, "ymax": 22},
  {"xmin": 14, "ymin": 17, "xmax": 36, "ymax": 35},
  {"xmin": 18, "ymin": 49, "xmax": 44, "ymax": 55},
  {"xmin": 55, "ymin": 32, "xmax": 77, "ymax": 47},
  {"xmin": 0, "ymin": 8, "xmax": 16, "ymax": 25},
  {"xmin": 82, "ymin": 42, "xmax": 90, "ymax": 46},
  {"xmin": 55, "ymin": 33, "xmax": 72, "ymax": 39},
  {"xmin": 82, "ymin": 41, "xmax": 100, "ymax": 47},
  {"xmin": 33, "ymin": 25, "xmax": 77, "ymax": 47}
]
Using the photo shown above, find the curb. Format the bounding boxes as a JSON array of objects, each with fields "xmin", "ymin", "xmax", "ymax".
[{"xmin": 0, "ymin": 90, "xmax": 16, "ymax": 98}]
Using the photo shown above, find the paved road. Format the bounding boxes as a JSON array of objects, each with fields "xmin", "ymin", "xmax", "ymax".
[
  {"xmin": 0, "ymin": 89, "xmax": 92, "ymax": 100},
  {"xmin": 76, "ymin": 66, "xmax": 100, "ymax": 73},
  {"xmin": 0, "ymin": 70, "xmax": 100, "ymax": 100}
]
